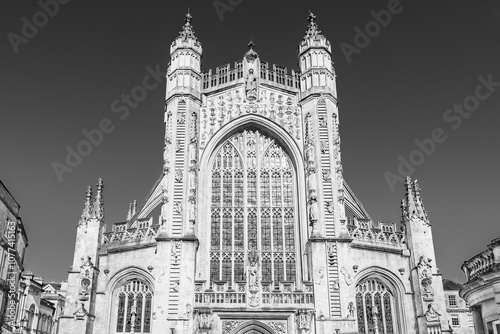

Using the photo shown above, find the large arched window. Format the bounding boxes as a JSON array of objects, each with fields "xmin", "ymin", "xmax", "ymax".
[
  {"xmin": 209, "ymin": 130, "xmax": 297, "ymax": 288},
  {"xmin": 356, "ymin": 279, "xmax": 396, "ymax": 334},
  {"xmin": 115, "ymin": 279, "xmax": 152, "ymax": 333}
]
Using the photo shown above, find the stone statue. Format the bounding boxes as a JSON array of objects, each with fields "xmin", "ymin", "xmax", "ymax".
[
  {"xmin": 245, "ymin": 69, "xmax": 257, "ymax": 101},
  {"xmin": 347, "ymin": 301, "xmax": 355, "ymax": 319},
  {"xmin": 248, "ymin": 261, "xmax": 258, "ymax": 289}
]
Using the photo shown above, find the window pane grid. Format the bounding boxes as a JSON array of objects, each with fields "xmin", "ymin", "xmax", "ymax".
[
  {"xmin": 209, "ymin": 131, "xmax": 297, "ymax": 289},
  {"xmin": 356, "ymin": 279, "xmax": 395, "ymax": 334},
  {"xmin": 116, "ymin": 280, "xmax": 152, "ymax": 333}
]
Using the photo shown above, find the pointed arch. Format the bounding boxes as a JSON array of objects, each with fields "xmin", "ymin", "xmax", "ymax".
[
  {"xmin": 106, "ymin": 267, "xmax": 155, "ymax": 334},
  {"xmin": 199, "ymin": 114, "xmax": 303, "ymax": 173},
  {"xmin": 354, "ymin": 266, "xmax": 408, "ymax": 334},
  {"xmin": 197, "ymin": 114, "xmax": 308, "ymax": 289}
]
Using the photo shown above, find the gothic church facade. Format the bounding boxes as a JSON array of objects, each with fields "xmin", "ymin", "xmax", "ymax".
[{"xmin": 59, "ymin": 13, "xmax": 452, "ymax": 334}]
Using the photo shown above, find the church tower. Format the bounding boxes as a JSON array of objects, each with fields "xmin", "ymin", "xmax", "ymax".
[{"xmin": 59, "ymin": 179, "xmax": 105, "ymax": 334}]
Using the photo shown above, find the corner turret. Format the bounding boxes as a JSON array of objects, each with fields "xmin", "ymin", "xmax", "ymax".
[
  {"xmin": 59, "ymin": 179, "xmax": 106, "ymax": 334},
  {"xmin": 166, "ymin": 11, "xmax": 203, "ymax": 101},
  {"xmin": 402, "ymin": 177, "xmax": 449, "ymax": 332},
  {"xmin": 298, "ymin": 12, "xmax": 336, "ymax": 99}
]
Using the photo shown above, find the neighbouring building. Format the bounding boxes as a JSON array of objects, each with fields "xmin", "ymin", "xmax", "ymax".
[
  {"xmin": 0, "ymin": 180, "xmax": 28, "ymax": 333},
  {"xmin": 442, "ymin": 278, "xmax": 475, "ymax": 334},
  {"xmin": 461, "ymin": 237, "xmax": 500, "ymax": 334},
  {"xmin": 15, "ymin": 272, "xmax": 66, "ymax": 334},
  {"xmin": 59, "ymin": 12, "xmax": 455, "ymax": 334}
]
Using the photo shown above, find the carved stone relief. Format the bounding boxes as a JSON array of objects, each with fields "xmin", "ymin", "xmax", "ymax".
[
  {"xmin": 340, "ymin": 266, "xmax": 353, "ymax": 286},
  {"xmin": 199, "ymin": 90, "xmax": 302, "ymax": 150}
]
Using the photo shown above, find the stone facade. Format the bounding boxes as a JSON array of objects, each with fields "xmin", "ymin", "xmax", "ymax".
[
  {"xmin": 59, "ymin": 12, "xmax": 454, "ymax": 334},
  {"xmin": 0, "ymin": 180, "xmax": 28, "ymax": 333},
  {"xmin": 15, "ymin": 272, "xmax": 65, "ymax": 334},
  {"xmin": 461, "ymin": 237, "xmax": 500, "ymax": 334},
  {"xmin": 442, "ymin": 279, "xmax": 475, "ymax": 334}
]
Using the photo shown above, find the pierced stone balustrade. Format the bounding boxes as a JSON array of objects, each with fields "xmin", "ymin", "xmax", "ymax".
[
  {"xmin": 194, "ymin": 281, "xmax": 314, "ymax": 307},
  {"xmin": 346, "ymin": 219, "xmax": 406, "ymax": 247},
  {"xmin": 462, "ymin": 248, "xmax": 496, "ymax": 281},
  {"xmin": 102, "ymin": 225, "xmax": 160, "ymax": 246}
]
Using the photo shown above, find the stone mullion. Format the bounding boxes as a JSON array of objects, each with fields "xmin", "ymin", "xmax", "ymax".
[
  {"xmin": 362, "ymin": 293, "xmax": 368, "ymax": 333},
  {"xmin": 381, "ymin": 294, "xmax": 387, "ymax": 334},
  {"xmin": 280, "ymin": 167, "xmax": 286, "ymax": 281},
  {"xmin": 255, "ymin": 134, "xmax": 262, "ymax": 263},
  {"xmin": 230, "ymin": 169, "xmax": 235, "ymax": 288},
  {"xmin": 217, "ymin": 166, "xmax": 223, "ymax": 282}
]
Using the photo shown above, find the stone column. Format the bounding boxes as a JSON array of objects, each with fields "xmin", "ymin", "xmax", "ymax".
[{"xmin": 471, "ymin": 306, "xmax": 485, "ymax": 334}]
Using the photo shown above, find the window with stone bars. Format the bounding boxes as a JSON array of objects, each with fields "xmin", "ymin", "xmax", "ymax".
[
  {"xmin": 448, "ymin": 294, "xmax": 457, "ymax": 307},
  {"xmin": 451, "ymin": 315, "xmax": 459, "ymax": 326},
  {"xmin": 356, "ymin": 279, "xmax": 396, "ymax": 334},
  {"xmin": 209, "ymin": 130, "xmax": 297, "ymax": 288},
  {"xmin": 116, "ymin": 280, "xmax": 152, "ymax": 333}
]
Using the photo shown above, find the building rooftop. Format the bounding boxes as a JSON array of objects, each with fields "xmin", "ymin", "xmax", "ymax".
[{"xmin": 442, "ymin": 278, "xmax": 463, "ymax": 291}]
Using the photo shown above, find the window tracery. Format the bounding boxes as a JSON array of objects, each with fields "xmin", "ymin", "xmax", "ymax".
[
  {"xmin": 209, "ymin": 130, "xmax": 297, "ymax": 287},
  {"xmin": 115, "ymin": 279, "xmax": 152, "ymax": 333},
  {"xmin": 356, "ymin": 279, "xmax": 395, "ymax": 334}
]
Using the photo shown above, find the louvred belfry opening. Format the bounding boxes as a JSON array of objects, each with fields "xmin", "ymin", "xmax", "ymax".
[{"xmin": 209, "ymin": 130, "xmax": 298, "ymax": 288}]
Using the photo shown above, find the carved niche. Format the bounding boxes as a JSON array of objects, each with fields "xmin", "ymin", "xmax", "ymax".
[
  {"xmin": 78, "ymin": 256, "xmax": 95, "ymax": 301},
  {"xmin": 417, "ymin": 255, "xmax": 434, "ymax": 302}
]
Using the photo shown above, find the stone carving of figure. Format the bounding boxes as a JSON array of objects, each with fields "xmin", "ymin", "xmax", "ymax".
[
  {"xmin": 347, "ymin": 301, "xmax": 355, "ymax": 319},
  {"xmin": 305, "ymin": 143, "xmax": 315, "ymax": 168},
  {"xmin": 245, "ymin": 69, "xmax": 257, "ymax": 101},
  {"xmin": 248, "ymin": 261, "xmax": 259, "ymax": 289},
  {"xmin": 308, "ymin": 190, "xmax": 318, "ymax": 222}
]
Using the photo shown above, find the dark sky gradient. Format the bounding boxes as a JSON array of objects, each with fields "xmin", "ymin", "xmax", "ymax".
[{"xmin": 1, "ymin": 1, "xmax": 499, "ymax": 283}]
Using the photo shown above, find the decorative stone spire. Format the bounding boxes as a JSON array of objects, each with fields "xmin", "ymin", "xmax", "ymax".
[
  {"xmin": 131, "ymin": 200, "xmax": 137, "ymax": 217},
  {"xmin": 304, "ymin": 11, "xmax": 322, "ymax": 39},
  {"xmin": 78, "ymin": 186, "xmax": 92, "ymax": 227},
  {"xmin": 401, "ymin": 176, "xmax": 429, "ymax": 223},
  {"xmin": 178, "ymin": 10, "xmax": 197, "ymax": 41},
  {"xmin": 92, "ymin": 178, "xmax": 104, "ymax": 221},
  {"xmin": 126, "ymin": 203, "xmax": 133, "ymax": 221}
]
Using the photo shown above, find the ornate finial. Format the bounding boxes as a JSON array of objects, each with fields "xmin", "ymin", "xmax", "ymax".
[
  {"xmin": 304, "ymin": 11, "xmax": 321, "ymax": 39},
  {"xmin": 178, "ymin": 10, "xmax": 197, "ymax": 41},
  {"xmin": 93, "ymin": 178, "xmax": 104, "ymax": 221},
  {"xmin": 132, "ymin": 200, "xmax": 137, "ymax": 216},
  {"xmin": 248, "ymin": 40, "xmax": 255, "ymax": 50},
  {"xmin": 78, "ymin": 186, "xmax": 93, "ymax": 227},
  {"xmin": 308, "ymin": 10, "xmax": 316, "ymax": 23}
]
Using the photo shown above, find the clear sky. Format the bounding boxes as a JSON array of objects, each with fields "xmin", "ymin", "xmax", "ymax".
[{"xmin": 1, "ymin": 0, "xmax": 499, "ymax": 283}]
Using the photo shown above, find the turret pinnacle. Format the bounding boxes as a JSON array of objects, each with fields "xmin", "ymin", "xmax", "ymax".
[
  {"xmin": 178, "ymin": 10, "xmax": 197, "ymax": 41},
  {"xmin": 78, "ymin": 186, "xmax": 92, "ymax": 226},
  {"xmin": 401, "ymin": 176, "xmax": 429, "ymax": 223},
  {"xmin": 304, "ymin": 11, "xmax": 322, "ymax": 40},
  {"xmin": 126, "ymin": 200, "xmax": 137, "ymax": 222},
  {"xmin": 132, "ymin": 200, "xmax": 137, "ymax": 216},
  {"xmin": 126, "ymin": 203, "xmax": 133, "ymax": 221},
  {"xmin": 92, "ymin": 178, "xmax": 104, "ymax": 221}
]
